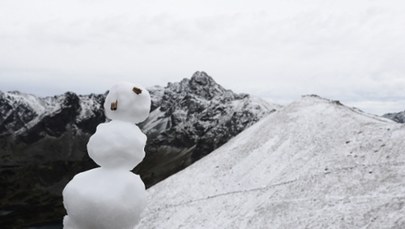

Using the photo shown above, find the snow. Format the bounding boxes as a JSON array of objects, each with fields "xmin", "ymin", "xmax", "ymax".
[
  {"xmin": 87, "ymin": 120, "xmax": 146, "ymax": 170},
  {"xmin": 63, "ymin": 168, "xmax": 146, "ymax": 229},
  {"xmin": 141, "ymin": 108, "xmax": 167, "ymax": 133},
  {"xmin": 4, "ymin": 91, "xmax": 63, "ymax": 116},
  {"xmin": 41, "ymin": 95, "xmax": 64, "ymax": 114},
  {"xmin": 147, "ymin": 85, "xmax": 164, "ymax": 104},
  {"xmin": 63, "ymin": 83, "xmax": 150, "ymax": 229},
  {"xmin": 76, "ymin": 94, "xmax": 102, "ymax": 122},
  {"xmin": 104, "ymin": 82, "xmax": 151, "ymax": 124},
  {"xmin": 1, "ymin": 91, "xmax": 65, "ymax": 135},
  {"xmin": 136, "ymin": 95, "xmax": 405, "ymax": 229},
  {"xmin": 4, "ymin": 91, "xmax": 48, "ymax": 115}
]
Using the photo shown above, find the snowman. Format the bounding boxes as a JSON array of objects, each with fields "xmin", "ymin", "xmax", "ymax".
[{"xmin": 62, "ymin": 82, "xmax": 150, "ymax": 229}]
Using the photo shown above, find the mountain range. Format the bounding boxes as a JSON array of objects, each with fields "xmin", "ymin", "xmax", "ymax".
[
  {"xmin": 1, "ymin": 71, "xmax": 404, "ymax": 228},
  {"xmin": 0, "ymin": 71, "xmax": 277, "ymax": 227},
  {"xmin": 137, "ymin": 95, "xmax": 405, "ymax": 229}
]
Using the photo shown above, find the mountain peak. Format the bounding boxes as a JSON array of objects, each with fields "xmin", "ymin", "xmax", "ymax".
[
  {"xmin": 300, "ymin": 94, "xmax": 344, "ymax": 106},
  {"xmin": 189, "ymin": 71, "xmax": 215, "ymax": 86},
  {"xmin": 164, "ymin": 71, "xmax": 227, "ymax": 101}
]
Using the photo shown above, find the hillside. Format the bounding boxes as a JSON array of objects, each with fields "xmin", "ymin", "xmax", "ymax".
[{"xmin": 137, "ymin": 95, "xmax": 405, "ymax": 229}]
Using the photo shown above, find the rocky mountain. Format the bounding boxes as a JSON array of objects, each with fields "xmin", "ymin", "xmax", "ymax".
[
  {"xmin": 0, "ymin": 71, "xmax": 277, "ymax": 227},
  {"xmin": 138, "ymin": 71, "xmax": 279, "ymax": 186},
  {"xmin": 137, "ymin": 95, "xmax": 405, "ymax": 229},
  {"xmin": 383, "ymin": 110, "xmax": 405, "ymax": 123}
]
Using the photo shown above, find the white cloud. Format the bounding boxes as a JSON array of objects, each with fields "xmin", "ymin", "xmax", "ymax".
[{"xmin": 0, "ymin": 0, "xmax": 404, "ymax": 115}]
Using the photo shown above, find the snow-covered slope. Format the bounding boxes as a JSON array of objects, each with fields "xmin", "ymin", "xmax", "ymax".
[{"xmin": 137, "ymin": 95, "xmax": 405, "ymax": 229}]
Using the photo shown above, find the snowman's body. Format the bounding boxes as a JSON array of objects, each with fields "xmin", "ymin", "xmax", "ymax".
[
  {"xmin": 63, "ymin": 168, "xmax": 146, "ymax": 229},
  {"xmin": 63, "ymin": 82, "xmax": 151, "ymax": 229}
]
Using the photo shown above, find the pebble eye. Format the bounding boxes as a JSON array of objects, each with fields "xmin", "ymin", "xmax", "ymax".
[
  {"xmin": 111, "ymin": 100, "xmax": 118, "ymax": 111},
  {"xmin": 132, "ymin": 87, "xmax": 142, "ymax": 95}
]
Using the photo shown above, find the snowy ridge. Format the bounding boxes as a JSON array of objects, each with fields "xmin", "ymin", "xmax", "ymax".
[
  {"xmin": 0, "ymin": 91, "xmax": 60, "ymax": 135},
  {"xmin": 2, "ymin": 91, "xmax": 53, "ymax": 116},
  {"xmin": 137, "ymin": 95, "xmax": 405, "ymax": 229},
  {"xmin": 0, "ymin": 91, "xmax": 104, "ymax": 136}
]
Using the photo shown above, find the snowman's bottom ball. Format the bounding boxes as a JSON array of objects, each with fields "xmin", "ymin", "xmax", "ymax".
[{"xmin": 62, "ymin": 168, "xmax": 146, "ymax": 229}]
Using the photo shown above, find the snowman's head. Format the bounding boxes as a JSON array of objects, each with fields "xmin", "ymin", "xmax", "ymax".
[{"xmin": 104, "ymin": 82, "xmax": 151, "ymax": 123}]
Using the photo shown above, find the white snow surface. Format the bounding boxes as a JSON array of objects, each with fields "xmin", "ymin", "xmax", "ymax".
[
  {"xmin": 137, "ymin": 95, "xmax": 405, "ymax": 229},
  {"xmin": 63, "ymin": 168, "xmax": 146, "ymax": 229},
  {"xmin": 104, "ymin": 82, "xmax": 151, "ymax": 124},
  {"xmin": 87, "ymin": 120, "xmax": 146, "ymax": 170}
]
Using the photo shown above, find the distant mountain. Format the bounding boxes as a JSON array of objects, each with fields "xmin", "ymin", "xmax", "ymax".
[
  {"xmin": 383, "ymin": 110, "xmax": 405, "ymax": 123},
  {"xmin": 0, "ymin": 71, "xmax": 278, "ymax": 227},
  {"xmin": 137, "ymin": 95, "xmax": 405, "ymax": 229}
]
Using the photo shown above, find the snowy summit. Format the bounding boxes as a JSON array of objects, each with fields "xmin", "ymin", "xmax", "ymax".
[{"xmin": 63, "ymin": 82, "xmax": 150, "ymax": 229}]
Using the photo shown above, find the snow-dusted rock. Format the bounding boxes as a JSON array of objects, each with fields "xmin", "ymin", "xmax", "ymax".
[
  {"xmin": 0, "ymin": 91, "xmax": 104, "ymax": 139},
  {"xmin": 383, "ymin": 110, "xmax": 405, "ymax": 123}
]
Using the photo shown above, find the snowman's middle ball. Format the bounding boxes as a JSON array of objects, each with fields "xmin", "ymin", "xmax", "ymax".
[
  {"xmin": 87, "ymin": 120, "xmax": 146, "ymax": 170},
  {"xmin": 104, "ymin": 82, "xmax": 151, "ymax": 123}
]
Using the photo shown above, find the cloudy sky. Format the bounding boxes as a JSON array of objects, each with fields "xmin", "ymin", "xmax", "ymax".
[{"xmin": 0, "ymin": 0, "xmax": 404, "ymax": 115}]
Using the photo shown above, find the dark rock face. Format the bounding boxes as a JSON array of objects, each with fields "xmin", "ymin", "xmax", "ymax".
[
  {"xmin": 383, "ymin": 111, "xmax": 405, "ymax": 123},
  {"xmin": 0, "ymin": 71, "xmax": 277, "ymax": 228}
]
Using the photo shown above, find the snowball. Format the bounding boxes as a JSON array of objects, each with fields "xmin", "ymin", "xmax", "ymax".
[
  {"xmin": 63, "ymin": 168, "xmax": 147, "ymax": 229},
  {"xmin": 87, "ymin": 120, "xmax": 146, "ymax": 170},
  {"xmin": 104, "ymin": 82, "xmax": 151, "ymax": 123}
]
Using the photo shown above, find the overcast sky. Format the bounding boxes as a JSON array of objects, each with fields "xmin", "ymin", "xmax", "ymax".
[{"xmin": 0, "ymin": 0, "xmax": 404, "ymax": 115}]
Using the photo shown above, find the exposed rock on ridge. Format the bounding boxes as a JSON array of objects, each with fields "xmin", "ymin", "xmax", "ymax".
[{"xmin": 383, "ymin": 110, "xmax": 405, "ymax": 123}]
